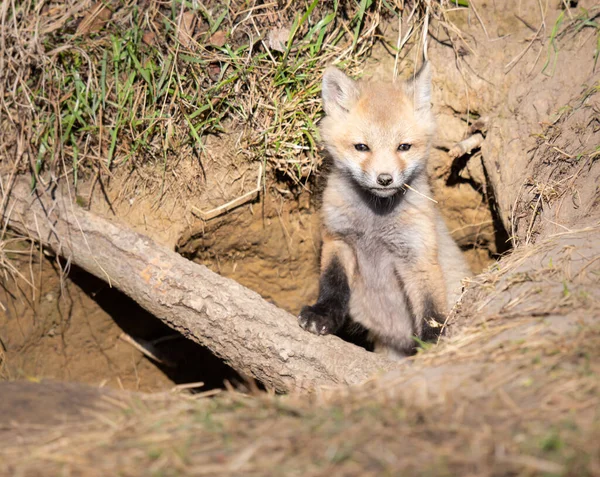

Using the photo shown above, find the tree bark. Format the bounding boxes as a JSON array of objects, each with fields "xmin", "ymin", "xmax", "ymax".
[{"xmin": 1, "ymin": 178, "xmax": 396, "ymax": 392}]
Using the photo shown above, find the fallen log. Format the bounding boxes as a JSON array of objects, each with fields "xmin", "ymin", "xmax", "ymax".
[{"xmin": 1, "ymin": 177, "xmax": 396, "ymax": 392}]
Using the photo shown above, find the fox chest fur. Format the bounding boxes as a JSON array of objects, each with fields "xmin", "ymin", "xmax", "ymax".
[
  {"xmin": 321, "ymin": 172, "xmax": 438, "ymax": 350},
  {"xmin": 322, "ymin": 174, "xmax": 432, "ymax": 262}
]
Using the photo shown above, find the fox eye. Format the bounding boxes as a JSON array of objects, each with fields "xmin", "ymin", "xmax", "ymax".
[
  {"xmin": 397, "ymin": 143, "xmax": 412, "ymax": 152},
  {"xmin": 354, "ymin": 143, "xmax": 370, "ymax": 152}
]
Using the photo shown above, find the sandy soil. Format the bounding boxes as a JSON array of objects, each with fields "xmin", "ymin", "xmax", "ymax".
[{"xmin": 0, "ymin": 252, "xmax": 241, "ymax": 392}]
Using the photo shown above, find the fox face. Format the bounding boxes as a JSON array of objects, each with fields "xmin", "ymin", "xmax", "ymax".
[{"xmin": 319, "ymin": 64, "xmax": 436, "ymax": 198}]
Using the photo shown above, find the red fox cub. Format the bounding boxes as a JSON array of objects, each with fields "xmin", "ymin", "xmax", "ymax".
[{"xmin": 298, "ymin": 62, "xmax": 471, "ymax": 357}]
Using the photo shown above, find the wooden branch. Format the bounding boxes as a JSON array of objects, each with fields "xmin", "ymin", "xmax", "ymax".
[
  {"xmin": 448, "ymin": 117, "xmax": 489, "ymax": 159},
  {"xmin": 448, "ymin": 133, "xmax": 485, "ymax": 159},
  {"xmin": 191, "ymin": 164, "xmax": 263, "ymax": 221},
  {"xmin": 1, "ymin": 177, "xmax": 396, "ymax": 392}
]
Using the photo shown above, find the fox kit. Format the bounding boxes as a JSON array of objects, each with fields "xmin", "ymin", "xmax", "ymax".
[{"xmin": 298, "ymin": 63, "xmax": 471, "ymax": 357}]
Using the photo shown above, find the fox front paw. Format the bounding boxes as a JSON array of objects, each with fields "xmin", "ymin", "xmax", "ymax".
[{"xmin": 298, "ymin": 305, "xmax": 336, "ymax": 336}]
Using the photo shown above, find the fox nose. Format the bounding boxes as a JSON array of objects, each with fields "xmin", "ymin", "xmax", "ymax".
[{"xmin": 376, "ymin": 173, "xmax": 393, "ymax": 186}]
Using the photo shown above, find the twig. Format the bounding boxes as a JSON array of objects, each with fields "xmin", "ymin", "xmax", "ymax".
[
  {"xmin": 403, "ymin": 183, "xmax": 438, "ymax": 203},
  {"xmin": 515, "ymin": 14, "xmax": 537, "ymax": 33},
  {"xmin": 448, "ymin": 133, "xmax": 484, "ymax": 158},
  {"xmin": 192, "ymin": 164, "xmax": 262, "ymax": 221},
  {"xmin": 437, "ymin": 287, "xmax": 468, "ymax": 343},
  {"xmin": 119, "ymin": 332, "xmax": 176, "ymax": 368},
  {"xmin": 525, "ymin": 182, "xmax": 546, "ymax": 245},
  {"xmin": 393, "ymin": 8, "xmax": 403, "ymax": 79},
  {"xmin": 560, "ymin": 0, "xmax": 574, "ymax": 21},
  {"xmin": 421, "ymin": 5, "xmax": 430, "ymax": 61},
  {"xmin": 171, "ymin": 381, "xmax": 206, "ymax": 392},
  {"xmin": 505, "ymin": 0, "xmax": 547, "ymax": 72},
  {"xmin": 469, "ymin": 0, "xmax": 490, "ymax": 40}
]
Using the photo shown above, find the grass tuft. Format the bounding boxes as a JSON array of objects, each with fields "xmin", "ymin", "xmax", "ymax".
[{"xmin": 0, "ymin": 0, "xmax": 468, "ymax": 196}]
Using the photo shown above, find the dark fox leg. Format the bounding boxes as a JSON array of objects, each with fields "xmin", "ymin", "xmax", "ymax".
[
  {"xmin": 299, "ymin": 237, "xmax": 356, "ymax": 336},
  {"xmin": 395, "ymin": 259, "xmax": 448, "ymax": 353},
  {"xmin": 419, "ymin": 295, "xmax": 446, "ymax": 343},
  {"xmin": 336, "ymin": 318, "xmax": 374, "ymax": 351}
]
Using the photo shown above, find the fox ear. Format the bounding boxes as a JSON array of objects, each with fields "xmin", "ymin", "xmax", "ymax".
[
  {"xmin": 322, "ymin": 66, "xmax": 359, "ymax": 115},
  {"xmin": 407, "ymin": 61, "xmax": 432, "ymax": 111}
]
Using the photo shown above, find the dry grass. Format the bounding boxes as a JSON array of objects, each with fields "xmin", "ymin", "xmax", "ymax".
[
  {"xmin": 0, "ymin": 326, "xmax": 598, "ymax": 477},
  {"xmin": 1, "ymin": 313, "xmax": 598, "ymax": 476},
  {"xmin": 512, "ymin": 80, "xmax": 600, "ymax": 246}
]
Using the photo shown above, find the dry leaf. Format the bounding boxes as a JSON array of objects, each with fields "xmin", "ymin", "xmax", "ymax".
[
  {"xmin": 75, "ymin": 2, "xmax": 112, "ymax": 37},
  {"xmin": 41, "ymin": 5, "xmax": 61, "ymax": 16},
  {"xmin": 142, "ymin": 31, "xmax": 156, "ymax": 46},
  {"xmin": 268, "ymin": 27, "xmax": 291, "ymax": 53},
  {"xmin": 178, "ymin": 11, "xmax": 197, "ymax": 48},
  {"xmin": 209, "ymin": 30, "xmax": 227, "ymax": 47}
]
